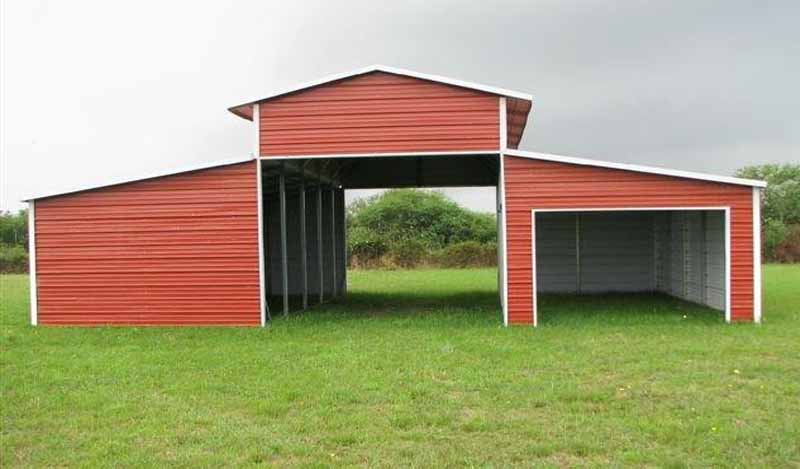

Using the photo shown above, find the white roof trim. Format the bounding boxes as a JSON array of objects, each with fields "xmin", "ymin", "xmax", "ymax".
[
  {"xmin": 22, "ymin": 155, "xmax": 255, "ymax": 201},
  {"xmin": 504, "ymin": 149, "xmax": 767, "ymax": 188},
  {"xmin": 229, "ymin": 64, "xmax": 533, "ymax": 115}
]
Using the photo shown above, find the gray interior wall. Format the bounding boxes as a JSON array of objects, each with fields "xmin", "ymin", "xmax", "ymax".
[
  {"xmin": 264, "ymin": 195, "xmax": 283, "ymax": 302},
  {"xmin": 580, "ymin": 212, "xmax": 654, "ymax": 293},
  {"xmin": 285, "ymin": 191, "xmax": 304, "ymax": 299},
  {"xmin": 535, "ymin": 212, "xmax": 653, "ymax": 293},
  {"xmin": 535, "ymin": 210, "xmax": 725, "ymax": 312},
  {"xmin": 704, "ymin": 211, "xmax": 726, "ymax": 310},
  {"xmin": 535, "ymin": 213, "xmax": 577, "ymax": 293},
  {"xmin": 305, "ymin": 186, "xmax": 321, "ymax": 302},
  {"xmin": 335, "ymin": 189, "xmax": 347, "ymax": 295},
  {"xmin": 321, "ymin": 189, "xmax": 334, "ymax": 299}
]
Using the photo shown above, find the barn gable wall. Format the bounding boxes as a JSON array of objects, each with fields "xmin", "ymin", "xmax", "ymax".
[{"xmin": 258, "ymin": 72, "xmax": 501, "ymax": 156}]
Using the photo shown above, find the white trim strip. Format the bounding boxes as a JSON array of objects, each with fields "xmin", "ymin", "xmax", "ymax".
[
  {"xmin": 229, "ymin": 64, "xmax": 532, "ymax": 116},
  {"xmin": 753, "ymin": 188, "xmax": 762, "ymax": 323},
  {"xmin": 28, "ymin": 201, "xmax": 38, "ymax": 326},
  {"xmin": 505, "ymin": 149, "xmax": 767, "ymax": 188},
  {"xmin": 258, "ymin": 150, "xmax": 499, "ymax": 161},
  {"xmin": 725, "ymin": 207, "xmax": 732, "ymax": 323},
  {"xmin": 530, "ymin": 206, "xmax": 732, "ymax": 326},
  {"xmin": 530, "ymin": 210, "xmax": 537, "ymax": 327},
  {"xmin": 534, "ymin": 206, "xmax": 729, "ymax": 213},
  {"xmin": 23, "ymin": 155, "xmax": 255, "ymax": 201},
  {"xmin": 256, "ymin": 159, "xmax": 267, "ymax": 326},
  {"xmin": 499, "ymin": 98, "xmax": 509, "ymax": 326},
  {"xmin": 254, "ymin": 104, "xmax": 267, "ymax": 326}
]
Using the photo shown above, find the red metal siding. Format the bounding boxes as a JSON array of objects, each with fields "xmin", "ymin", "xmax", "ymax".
[
  {"xmin": 506, "ymin": 98, "xmax": 531, "ymax": 149},
  {"xmin": 259, "ymin": 72, "xmax": 500, "ymax": 156},
  {"xmin": 503, "ymin": 156, "xmax": 754, "ymax": 325},
  {"xmin": 34, "ymin": 162, "xmax": 260, "ymax": 326}
]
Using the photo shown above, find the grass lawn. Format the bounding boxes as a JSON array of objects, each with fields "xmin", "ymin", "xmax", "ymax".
[{"xmin": 1, "ymin": 266, "xmax": 799, "ymax": 467}]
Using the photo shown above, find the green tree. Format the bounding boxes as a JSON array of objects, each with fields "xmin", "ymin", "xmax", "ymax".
[
  {"xmin": 0, "ymin": 209, "xmax": 28, "ymax": 248},
  {"xmin": 735, "ymin": 163, "xmax": 800, "ymax": 224}
]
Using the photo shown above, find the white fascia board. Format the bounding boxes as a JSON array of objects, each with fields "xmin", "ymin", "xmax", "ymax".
[
  {"xmin": 229, "ymin": 64, "xmax": 533, "ymax": 116},
  {"xmin": 258, "ymin": 150, "xmax": 500, "ymax": 161},
  {"xmin": 505, "ymin": 149, "xmax": 767, "ymax": 188},
  {"xmin": 22, "ymin": 155, "xmax": 255, "ymax": 201}
]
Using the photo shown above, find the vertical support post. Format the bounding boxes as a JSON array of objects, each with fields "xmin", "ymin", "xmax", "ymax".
[
  {"xmin": 299, "ymin": 177, "xmax": 308, "ymax": 310},
  {"xmin": 575, "ymin": 213, "xmax": 581, "ymax": 294},
  {"xmin": 28, "ymin": 201, "xmax": 38, "ymax": 326},
  {"xmin": 317, "ymin": 180, "xmax": 324, "ymax": 303},
  {"xmin": 279, "ymin": 165, "xmax": 289, "ymax": 315},
  {"xmin": 753, "ymin": 188, "xmax": 762, "ymax": 323},
  {"xmin": 331, "ymin": 188, "xmax": 338, "ymax": 298}
]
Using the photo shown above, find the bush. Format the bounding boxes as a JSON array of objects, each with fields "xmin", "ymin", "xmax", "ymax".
[
  {"xmin": 432, "ymin": 241, "xmax": 497, "ymax": 268},
  {"xmin": 0, "ymin": 243, "xmax": 29, "ymax": 273},
  {"xmin": 388, "ymin": 239, "xmax": 428, "ymax": 269},
  {"xmin": 772, "ymin": 224, "xmax": 800, "ymax": 263},
  {"xmin": 348, "ymin": 226, "xmax": 388, "ymax": 268},
  {"xmin": 764, "ymin": 219, "xmax": 788, "ymax": 260}
]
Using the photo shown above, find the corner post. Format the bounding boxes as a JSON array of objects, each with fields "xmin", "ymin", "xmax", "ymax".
[{"xmin": 28, "ymin": 201, "xmax": 38, "ymax": 326}]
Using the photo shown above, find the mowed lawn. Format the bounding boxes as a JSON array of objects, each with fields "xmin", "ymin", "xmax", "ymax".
[{"xmin": 1, "ymin": 267, "xmax": 799, "ymax": 467}]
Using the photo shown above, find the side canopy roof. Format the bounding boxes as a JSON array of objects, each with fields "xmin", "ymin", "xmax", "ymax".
[{"xmin": 228, "ymin": 64, "xmax": 533, "ymax": 121}]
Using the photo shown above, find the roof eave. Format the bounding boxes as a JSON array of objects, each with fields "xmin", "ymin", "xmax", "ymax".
[
  {"xmin": 228, "ymin": 64, "xmax": 533, "ymax": 119},
  {"xmin": 504, "ymin": 149, "xmax": 767, "ymax": 188}
]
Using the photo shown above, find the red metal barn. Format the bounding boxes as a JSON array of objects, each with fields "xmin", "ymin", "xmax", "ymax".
[{"xmin": 25, "ymin": 65, "xmax": 765, "ymax": 326}]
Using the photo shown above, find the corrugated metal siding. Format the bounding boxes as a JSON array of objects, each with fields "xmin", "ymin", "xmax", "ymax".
[
  {"xmin": 580, "ymin": 212, "xmax": 654, "ymax": 293},
  {"xmin": 535, "ymin": 213, "xmax": 577, "ymax": 293},
  {"xmin": 506, "ymin": 97, "xmax": 531, "ymax": 149},
  {"xmin": 34, "ymin": 162, "xmax": 260, "ymax": 325},
  {"xmin": 504, "ymin": 155, "xmax": 754, "ymax": 325},
  {"xmin": 705, "ymin": 211, "xmax": 726, "ymax": 310},
  {"xmin": 259, "ymin": 72, "xmax": 500, "ymax": 156}
]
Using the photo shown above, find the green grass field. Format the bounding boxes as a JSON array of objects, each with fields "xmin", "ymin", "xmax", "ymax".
[{"xmin": 1, "ymin": 266, "xmax": 799, "ymax": 467}]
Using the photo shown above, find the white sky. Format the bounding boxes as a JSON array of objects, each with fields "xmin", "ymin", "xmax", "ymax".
[{"xmin": 2, "ymin": 0, "xmax": 798, "ymax": 213}]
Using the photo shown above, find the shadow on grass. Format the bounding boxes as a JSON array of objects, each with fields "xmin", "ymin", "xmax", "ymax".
[
  {"xmin": 273, "ymin": 290, "xmax": 725, "ymax": 328},
  {"xmin": 538, "ymin": 292, "xmax": 725, "ymax": 327}
]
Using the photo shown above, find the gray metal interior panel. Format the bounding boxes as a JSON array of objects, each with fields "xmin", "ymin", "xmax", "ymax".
[
  {"xmin": 704, "ymin": 211, "xmax": 726, "ymax": 311},
  {"xmin": 535, "ymin": 213, "xmax": 578, "ymax": 293},
  {"xmin": 668, "ymin": 212, "xmax": 685, "ymax": 297},
  {"xmin": 321, "ymin": 189, "xmax": 334, "ymax": 299},
  {"xmin": 653, "ymin": 212, "xmax": 672, "ymax": 293},
  {"xmin": 579, "ymin": 212, "xmax": 654, "ymax": 293},
  {"xmin": 685, "ymin": 211, "xmax": 706, "ymax": 304},
  {"xmin": 335, "ymin": 189, "xmax": 347, "ymax": 295},
  {"xmin": 305, "ymin": 186, "xmax": 321, "ymax": 301},
  {"xmin": 284, "ymin": 191, "xmax": 304, "ymax": 297}
]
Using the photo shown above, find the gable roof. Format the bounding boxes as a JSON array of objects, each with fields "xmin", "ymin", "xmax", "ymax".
[
  {"xmin": 505, "ymin": 149, "xmax": 767, "ymax": 188},
  {"xmin": 22, "ymin": 156, "xmax": 255, "ymax": 202},
  {"xmin": 228, "ymin": 64, "xmax": 533, "ymax": 120}
]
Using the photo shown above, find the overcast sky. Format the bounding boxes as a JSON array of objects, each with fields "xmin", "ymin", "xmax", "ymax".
[{"xmin": 2, "ymin": 0, "xmax": 798, "ymax": 213}]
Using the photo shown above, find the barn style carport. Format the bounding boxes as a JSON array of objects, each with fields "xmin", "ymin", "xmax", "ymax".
[{"xmin": 25, "ymin": 65, "xmax": 765, "ymax": 326}]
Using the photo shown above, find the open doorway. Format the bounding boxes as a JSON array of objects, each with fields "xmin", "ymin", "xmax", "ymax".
[
  {"xmin": 259, "ymin": 154, "xmax": 502, "ymax": 320},
  {"xmin": 532, "ymin": 208, "xmax": 730, "ymax": 324}
]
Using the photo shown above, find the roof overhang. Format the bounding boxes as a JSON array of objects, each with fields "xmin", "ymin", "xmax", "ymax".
[
  {"xmin": 228, "ymin": 64, "xmax": 533, "ymax": 120},
  {"xmin": 504, "ymin": 149, "xmax": 767, "ymax": 188}
]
